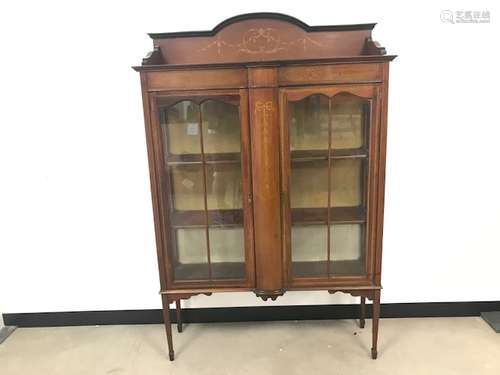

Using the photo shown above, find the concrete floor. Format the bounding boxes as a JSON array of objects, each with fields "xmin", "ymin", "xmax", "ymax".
[{"xmin": 0, "ymin": 317, "xmax": 499, "ymax": 375}]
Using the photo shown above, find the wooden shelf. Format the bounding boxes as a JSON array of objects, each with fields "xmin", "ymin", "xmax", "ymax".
[
  {"xmin": 171, "ymin": 209, "xmax": 244, "ymax": 227},
  {"xmin": 167, "ymin": 152, "xmax": 241, "ymax": 164},
  {"xmin": 291, "ymin": 206, "xmax": 365, "ymax": 224},
  {"xmin": 292, "ymin": 259, "xmax": 365, "ymax": 278},
  {"xmin": 291, "ymin": 148, "xmax": 367, "ymax": 162}
]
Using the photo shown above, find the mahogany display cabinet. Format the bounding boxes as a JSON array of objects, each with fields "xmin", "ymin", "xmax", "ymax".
[{"xmin": 134, "ymin": 13, "xmax": 396, "ymax": 361}]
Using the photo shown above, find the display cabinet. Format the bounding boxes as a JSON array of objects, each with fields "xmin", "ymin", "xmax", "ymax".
[{"xmin": 134, "ymin": 13, "xmax": 395, "ymax": 361}]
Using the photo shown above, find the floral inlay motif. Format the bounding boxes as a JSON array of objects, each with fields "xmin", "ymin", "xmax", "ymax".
[
  {"xmin": 254, "ymin": 100, "xmax": 275, "ymax": 194},
  {"xmin": 199, "ymin": 28, "xmax": 323, "ymax": 55}
]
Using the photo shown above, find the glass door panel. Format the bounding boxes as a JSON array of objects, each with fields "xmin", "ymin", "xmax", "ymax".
[
  {"xmin": 290, "ymin": 159, "xmax": 328, "ymax": 277},
  {"xmin": 329, "ymin": 224, "xmax": 365, "ymax": 276},
  {"xmin": 201, "ymin": 100, "xmax": 241, "ymax": 154},
  {"xmin": 289, "ymin": 95, "xmax": 329, "ymax": 277},
  {"xmin": 292, "ymin": 225, "xmax": 328, "ymax": 277},
  {"xmin": 169, "ymin": 164, "xmax": 205, "ymax": 211},
  {"xmin": 208, "ymin": 227, "xmax": 245, "ymax": 279},
  {"xmin": 331, "ymin": 95, "xmax": 366, "ymax": 150},
  {"xmin": 290, "ymin": 95, "xmax": 329, "ymax": 151},
  {"xmin": 173, "ymin": 228, "xmax": 209, "ymax": 280},
  {"xmin": 159, "ymin": 96, "xmax": 247, "ymax": 283},
  {"xmin": 287, "ymin": 92, "xmax": 370, "ymax": 279},
  {"xmin": 205, "ymin": 163, "xmax": 243, "ymax": 210},
  {"xmin": 331, "ymin": 159, "xmax": 363, "ymax": 207},
  {"xmin": 290, "ymin": 159, "xmax": 328, "ymax": 208},
  {"xmin": 205, "ymin": 161, "xmax": 245, "ymax": 280},
  {"xmin": 163, "ymin": 101, "xmax": 201, "ymax": 155}
]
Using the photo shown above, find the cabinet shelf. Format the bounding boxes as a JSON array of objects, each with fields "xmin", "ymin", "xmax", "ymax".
[
  {"xmin": 292, "ymin": 259, "xmax": 365, "ymax": 278},
  {"xmin": 166, "ymin": 152, "xmax": 241, "ymax": 164},
  {"xmin": 171, "ymin": 209, "xmax": 244, "ymax": 227},
  {"xmin": 291, "ymin": 148, "xmax": 367, "ymax": 162},
  {"xmin": 291, "ymin": 206, "xmax": 365, "ymax": 224}
]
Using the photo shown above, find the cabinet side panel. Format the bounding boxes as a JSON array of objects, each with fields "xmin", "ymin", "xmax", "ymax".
[
  {"xmin": 140, "ymin": 73, "xmax": 168, "ymax": 291},
  {"xmin": 375, "ymin": 63, "xmax": 390, "ymax": 285},
  {"xmin": 249, "ymin": 87, "xmax": 284, "ymax": 294}
]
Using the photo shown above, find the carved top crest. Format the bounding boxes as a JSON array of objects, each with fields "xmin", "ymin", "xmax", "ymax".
[
  {"xmin": 148, "ymin": 13, "xmax": 376, "ymax": 39},
  {"xmin": 138, "ymin": 13, "xmax": 391, "ymax": 68}
]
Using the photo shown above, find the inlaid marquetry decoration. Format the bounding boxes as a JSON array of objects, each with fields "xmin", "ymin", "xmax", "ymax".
[
  {"xmin": 254, "ymin": 100, "xmax": 275, "ymax": 194},
  {"xmin": 199, "ymin": 27, "xmax": 323, "ymax": 55},
  {"xmin": 254, "ymin": 100, "xmax": 275, "ymax": 117}
]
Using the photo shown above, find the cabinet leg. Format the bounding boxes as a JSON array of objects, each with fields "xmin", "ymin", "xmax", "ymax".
[
  {"xmin": 360, "ymin": 296, "xmax": 366, "ymax": 328},
  {"xmin": 175, "ymin": 299, "xmax": 183, "ymax": 333},
  {"xmin": 371, "ymin": 290, "xmax": 381, "ymax": 359},
  {"xmin": 161, "ymin": 295, "xmax": 175, "ymax": 361}
]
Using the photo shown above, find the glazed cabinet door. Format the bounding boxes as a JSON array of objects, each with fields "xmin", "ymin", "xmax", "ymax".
[
  {"xmin": 280, "ymin": 85, "xmax": 380, "ymax": 287},
  {"xmin": 151, "ymin": 90, "xmax": 254, "ymax": 288}
]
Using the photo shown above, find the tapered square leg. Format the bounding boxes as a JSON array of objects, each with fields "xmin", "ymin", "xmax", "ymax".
[
  {"xmin": 161, "ymin": 295, "xmax": 175, "ymax": 361},
  {"xmin": 371, "ymin": 290, "xmax": 381, "ymax": 359},
  {"xmin": 175, "ymin": 299, "xmax": 183, "ymax": 333},
  {"xmin": 360, "ymin": 296, "xmax": 366, "ymax": 328}
]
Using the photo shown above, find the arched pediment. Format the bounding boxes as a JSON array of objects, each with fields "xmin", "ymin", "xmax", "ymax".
[
  {"xmin": 149, "ymin": 12, "xmax": 376, "ymax": 38},
  {"xmin": 141, "ymin": 13, "xmax": 388, "ymax": 66}
]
